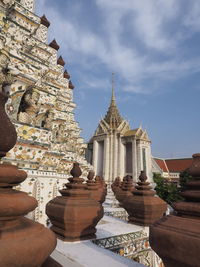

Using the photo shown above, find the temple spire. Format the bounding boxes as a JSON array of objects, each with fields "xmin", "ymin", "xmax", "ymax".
[
  {"xmin": 103, "ymin": 73, "xmax": 123, "ymax": 129},
  {"xmin": 111, "ymin": 72, "xmax": 116, "ymax": 104}
]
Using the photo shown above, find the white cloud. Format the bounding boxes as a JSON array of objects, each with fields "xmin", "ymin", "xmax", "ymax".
[
  {"xmin": 36, "ymin": 0, "xmax": 200, "ymax": 94},
  {"xmin": 96, "ymin": 0, "xmax": 178, "ymax": 50},
  {"xmin": 183, "ymin": 1, "xmax": 200, "ymax": 31}
]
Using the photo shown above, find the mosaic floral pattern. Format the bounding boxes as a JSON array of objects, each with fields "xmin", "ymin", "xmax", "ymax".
[{"xmin": 16, "ymin": 124, "xmax": 50, "ymax": 143}]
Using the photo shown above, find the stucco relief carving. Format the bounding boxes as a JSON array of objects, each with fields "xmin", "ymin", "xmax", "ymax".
[
  {"xmin": 0, "ymin": 67, "xmax": 18, "ymax": 101},
  {"xmin": 17, "ymin": 87, "xmax": 40, "ymax": 125},
  {"xmin": 42, "ymin": 110, "xmax": 54, "ymax": 129}
]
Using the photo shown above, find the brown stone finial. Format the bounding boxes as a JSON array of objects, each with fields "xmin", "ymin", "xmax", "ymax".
[
  {"xmin": 40, "ymin": 14, "xmax": 50, "ymax": 28},
  {"xmin": 57, "ymin": 56, "xmax": 65, "ymax": 66},
  {"xmin": 93, "ymin": 175, "xmax": 106, "ymax": 203},
  {"xmin": 87, "ymin": 171, "xmax": 103, "ymax": 203},
  {"xmin": 115, "ymin": 175, "xmax": 127, "ymax": 199},
  {"xmin": 99, "ymin": 176, "xmax": 107, "ymax": 194},
  {"xmin": 87, "ymin": 170, "xmax": 95, "ymax": 180},
  {"xmin": 0, "ymin": 91, "xmax": 56, "ymax": 266},
  {"xmin": 63, "ymin": 70, "xmax": 70, "ymax": 79},
  {"xmin": 139, "ymin": 171, "xmax": 147, "ymax": 182},
  {"xmin": 95, "ymin": 175, "xmax": 101, "ymax": 184},
  {"xmin": 70, "ymin": 162, "xmax": 82, "ymax": 177},
  {"xmin": 69, "ymin": 80, "xmax": 74, "ymax": 89},
  {"xmin": 46, "ymin": 163, "xmax": 103, "ymax": 241},
  {"xmin": 115, "ymin": 175, "xmax": 134, "ymax": 205},
  {"xmin": 111, "ymin": 177, "xmax": 121, "ymax": 194},
  {"xmin": 49, "ymin": 39, "xmax": 60, "ymax": 51},
  {"xmin": 123, "ymin": 171, "xmax": 167, "ymax": 226},
  {"xmin": 150, "ymin": 154, "xmax": 200, "ymax": 267}
]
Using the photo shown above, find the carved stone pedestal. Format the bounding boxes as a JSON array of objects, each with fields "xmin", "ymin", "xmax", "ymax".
[
  {"xmin": 46, "ymin": 163, "xmax": 103, "ymax": 241},
  {"xmin": 150, "ymin": 154, "xmax": 200, "ymax": 267},
  {"xmin": 123, "ymin": 171, "xmax": 167, "ymax": 226}
]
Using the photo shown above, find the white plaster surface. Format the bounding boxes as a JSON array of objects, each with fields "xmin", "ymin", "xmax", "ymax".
[
  {"xmin": 53, "ymin": 239, "xmax": 145, "ymax": 267},
  {"xmin": 51, "ymin": 216, "xmax": 146, "ymax": 267},
  {"xmin": 96, "ymin": 215, "xmax": 144, "ymax": 238},
  {"xmin": 103, "ymin": 207, "xmax": 125, "ymax": 212}
]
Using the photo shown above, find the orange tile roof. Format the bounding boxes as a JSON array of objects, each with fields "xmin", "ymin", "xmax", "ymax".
[
  {"xmin": 165, "ymin": 158, "xmax": 193, "ymax": 172},
  {"xmin": 154, "ymin": 157, "xmax": 193, "ymax": 173},
  {"xmin": 154, "ymin": 158, "xmax": 169, "ymax": 172}
]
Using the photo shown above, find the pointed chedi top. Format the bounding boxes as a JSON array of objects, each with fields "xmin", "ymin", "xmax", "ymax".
[
  {"xmin": 40, "ymin": 14, "xmax": 50, "ymax": 28},
  {"xmin": 69, "ymin": 80, "xmax": 74, "ymax": 89},
  {"xmin": 49, "ymin": 39, "xmax": 60, "ymax": 51},
  {"xmin": 64, "ymin": 70, "xmax": 70, "ymax": 79},
  {"xmin": 57, "ymin": 56, "xmax": 65, "ymax": 66},
  {"xmin": 103, "ymin": 73, "xmax": 123, "ymax": 129}
]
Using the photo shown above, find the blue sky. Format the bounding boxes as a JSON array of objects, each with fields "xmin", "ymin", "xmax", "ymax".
[{"xmin": 36, "ymin": 0, "xmax": 200, "ymax": 158}]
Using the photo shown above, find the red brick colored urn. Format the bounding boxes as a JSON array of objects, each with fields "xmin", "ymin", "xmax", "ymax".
[
  {"xmin": 115, "ymin": 176, "xmax": 128, "ymax": 202},
  {"xmin": 123, "ymin": 171, "xmax": 167, "ymax": 226},
  {"xmin": 0, "ymin": 92, "xmax": 56, "ymax": 266},
  {"xmin": 46, "ymin": 163, "xmax": 103, "ymax": 241},
  {"xmin": 99, "ymin": 176, "xmax": 107, "ymax": 195},
  {"xmin": 87, "ymin": 171, "xmax": 104, "ymax": 204},
  {"xmin": 111, "ymin": 177, "xmax": 121, "ymax": 194},
  {"xmin": 150, "ymin": 153, "xmax": 200, "ymax": 267},
  {"xmin": 95, "ymin": 175, "xmax": 106, "ymax": 204},
  {"xmin": 115, "ymin": 175, "xmax": 134, "ymax": 205}
]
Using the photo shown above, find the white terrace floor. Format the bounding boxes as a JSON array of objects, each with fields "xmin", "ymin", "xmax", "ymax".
[{"xmin": 51, "ymin": 215, "xmax": 146, "ymax": 267}]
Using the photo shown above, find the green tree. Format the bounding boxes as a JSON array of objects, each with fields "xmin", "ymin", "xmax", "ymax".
[
  {"xmin": 179, "ymin": 169, "xmax": 192, "ymax": 191},
  {"xmin": 153, "ymin": 173, "xmax": 183, "ymax": 205}
]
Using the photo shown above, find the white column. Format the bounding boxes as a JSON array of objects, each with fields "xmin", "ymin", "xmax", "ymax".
[
  {"xmin": 137, "ymin": 141, "xmax": 143, "ymax": 179},
  {"xmin": 146, "ymin": 143, "xmax": 153, "ymax": 183},
  {"xmin": 132, "ymin": 139, "xmax": 138, "ymax": 182},
  {"xmin": 119, "ymin": 140, "xmax": 125, "ymax": 179},
  {"xmin": 118, "ymin": 135, "xmax": 121, "ymax": 177},
  {"xmin": 113, "ymin": 133, "xmax": 118, "ymax": 181},
  {"xmin": 93, "ymin": 140, "xmax": 98, "ymax": 175},
  {"xmin": 103, "ymin": 136, "xmax": 109, "ymax": 182},
  {"xmin": 109, "ymin": 134, "xmax": 113, "ymax": 183}
]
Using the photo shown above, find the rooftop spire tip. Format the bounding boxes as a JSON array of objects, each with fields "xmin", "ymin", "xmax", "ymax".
[{"xmin": 111, "ymin": 72, "xmax": 115, "ymax": 103}]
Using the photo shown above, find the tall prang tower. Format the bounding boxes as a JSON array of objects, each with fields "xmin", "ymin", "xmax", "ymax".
[
  {"xmin": 0, "ymin": 0, "xmax": 92, "ymax": 225},
  {"xmin": 87, "ymin": 82, "xmax": 152, "ymax": 183}
]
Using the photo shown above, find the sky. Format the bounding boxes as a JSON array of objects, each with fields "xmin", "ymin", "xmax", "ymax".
[{"xmin": 36, "ymin": 0, "xmax": 200, "ymax": 158}]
